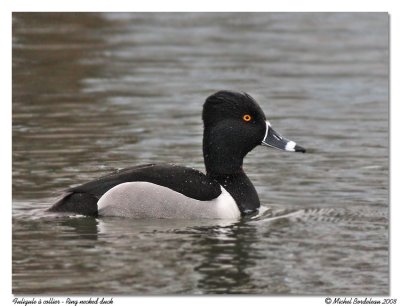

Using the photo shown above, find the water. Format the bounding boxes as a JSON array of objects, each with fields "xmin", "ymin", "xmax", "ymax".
[{"xmin": 12, "ymin": 13, "xmax": 389, "ymax": 295}]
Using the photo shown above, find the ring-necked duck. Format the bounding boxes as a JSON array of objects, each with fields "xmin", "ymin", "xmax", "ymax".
[{"xmin": 48, "ymin": 90, "xmax": 305, "ymax": 219}]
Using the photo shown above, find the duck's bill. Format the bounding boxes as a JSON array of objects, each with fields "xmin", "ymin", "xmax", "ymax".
[{"xmin": 261, "ymin": 121, "xmax": 306, "ymax": 153}]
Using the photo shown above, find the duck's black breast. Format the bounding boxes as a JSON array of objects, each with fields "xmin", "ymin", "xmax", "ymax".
[{"xmin": 48, "ymin": 164, "xmax": 222, "ymax": 216}]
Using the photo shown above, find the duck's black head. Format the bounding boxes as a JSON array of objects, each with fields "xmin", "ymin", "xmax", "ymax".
[{"xmin": 202, "ymin": 90, "xmax": 305, "ymax": 175}]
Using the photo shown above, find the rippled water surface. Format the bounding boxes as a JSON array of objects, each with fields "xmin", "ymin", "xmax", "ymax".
[{"xmin": 12, "ymin": 13, "xmax": 389, "ymax": 294}]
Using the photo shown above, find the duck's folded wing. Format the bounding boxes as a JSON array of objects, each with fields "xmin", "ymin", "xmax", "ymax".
[{"xmin": 48, "ymin": 164, "xmax": 221, "ymax": 216}]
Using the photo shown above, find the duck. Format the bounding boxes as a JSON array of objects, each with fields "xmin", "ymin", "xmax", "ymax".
[{"xmin": 48, "ymin": 90, "xmax": 305, "ymax": 219}]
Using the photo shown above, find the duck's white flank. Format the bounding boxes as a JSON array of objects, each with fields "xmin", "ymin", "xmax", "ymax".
[{"xmin": 97, "ymin": 182, "xmax": 241, "ymax": 219}]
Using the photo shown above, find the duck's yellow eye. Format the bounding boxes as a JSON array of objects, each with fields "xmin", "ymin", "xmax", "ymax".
[{"xmin": 243, "ymin": 114, "xmax": 252, "ymax": 122}]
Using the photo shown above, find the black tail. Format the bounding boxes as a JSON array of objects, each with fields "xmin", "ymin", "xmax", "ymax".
[{"xmin": 47, "ymin": 192, "xmax": 99, "ymax": 217}]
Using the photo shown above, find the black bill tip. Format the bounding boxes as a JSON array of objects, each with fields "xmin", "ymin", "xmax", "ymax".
[{"xmin": 294, "ymin": 145, "xmax": 306, "ymax": 153}]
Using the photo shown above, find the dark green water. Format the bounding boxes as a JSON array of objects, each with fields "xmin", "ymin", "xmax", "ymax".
[{"xmin": 12, "ymin": 12, "xmax": 389, "ymax": 294}]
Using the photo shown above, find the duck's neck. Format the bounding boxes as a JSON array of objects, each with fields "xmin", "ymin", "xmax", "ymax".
[
  {"xmin": 207, "ymin": 170, "xmax": 260, "ymax": 216},
  {"xmin": 203, "ymin": 128, "xmax": 246, "ymax": 175},
  {"xmin": 202, "ymin": 129, "xmax": 260, "ymax": 215}
]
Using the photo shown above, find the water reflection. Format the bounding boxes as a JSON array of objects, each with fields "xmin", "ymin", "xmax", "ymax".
[
  {"xmin": 192, "ymin": 223, "xmax": 257, "ymax": 294},
  {"xmin": 57, "ymin": 217, "xmax": 99, "ymax": 241}
]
